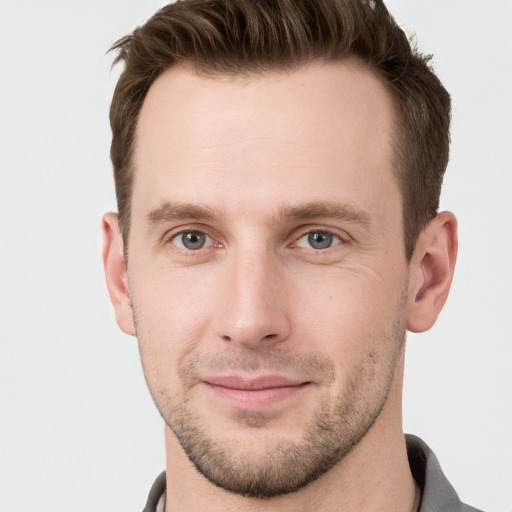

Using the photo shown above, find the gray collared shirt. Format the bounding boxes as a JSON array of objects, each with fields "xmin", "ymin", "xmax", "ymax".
[{"xmin": 142, "ymin": 435, "xmax": 485, "ymax": 512}]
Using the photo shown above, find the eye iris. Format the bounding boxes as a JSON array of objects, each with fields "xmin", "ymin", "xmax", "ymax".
[
  {"xmin": 182, "ymin": 231, "xmax": 206, "ymax": 250},
  {"xmin": 308, "ymin": 231, "xmax": 333, "ymax": 249}
]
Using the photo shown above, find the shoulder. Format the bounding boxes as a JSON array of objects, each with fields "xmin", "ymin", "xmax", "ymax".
[
  {"xmin": 142, "ymin": 471, "xmax": 166, "ymax": 512},
  {"xmin": 406, "ymin": 434, "xmax": 485, "ymax": 512}
]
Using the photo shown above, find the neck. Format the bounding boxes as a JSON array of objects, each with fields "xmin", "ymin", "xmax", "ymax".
[{"xmin": 164, "ymin": 352, "xmax": 418, "ymax": 512}]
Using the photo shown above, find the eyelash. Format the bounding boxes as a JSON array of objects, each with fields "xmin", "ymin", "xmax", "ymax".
[
  {"xmin": 293, "ymin": 229, "xmax": 345, "ymax": 250},
  {"xmin": 164, "ymin": 226, "xmax": 348, "ymax": 254},
  {"xmin": 167, "ymin": 228, "xmax": 218, "ymax": 252}
]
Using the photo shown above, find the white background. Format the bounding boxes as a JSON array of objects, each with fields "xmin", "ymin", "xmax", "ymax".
[{"xmin": 0, "ymin": 1, "xmax": 511, "ymax": 511}]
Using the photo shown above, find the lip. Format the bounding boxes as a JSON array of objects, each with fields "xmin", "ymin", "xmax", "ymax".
[{"xmin": 203, "ymin": 375, "xmax": 310, "ymax": 409}]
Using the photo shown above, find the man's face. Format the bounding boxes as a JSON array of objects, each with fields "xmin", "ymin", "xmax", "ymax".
[{"xmin": 127, "ymin": 61, "xmax": 411, "ymax": 497}]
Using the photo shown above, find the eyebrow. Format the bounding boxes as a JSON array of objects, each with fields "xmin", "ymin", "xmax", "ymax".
[
  {"xmin": 145, "ymin": 201, "xmax": 221, "ymax": 227},
  {"xmin": 144, "ymin": 200, "xmax": 371, "ymax": 228},
  {"xmin": 276, "ymin": 201, "xmax": 371, "ymax": 227}
]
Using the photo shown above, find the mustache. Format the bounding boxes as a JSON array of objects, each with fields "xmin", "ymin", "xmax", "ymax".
[{"xmin": 180, "ymin": 346, "xmax": 336, "ymax": 384}]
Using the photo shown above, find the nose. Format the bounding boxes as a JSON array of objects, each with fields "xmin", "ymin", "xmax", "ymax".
[{"xmin": 214, "ymin": 249, "xmax": 291, "ymax": 349}]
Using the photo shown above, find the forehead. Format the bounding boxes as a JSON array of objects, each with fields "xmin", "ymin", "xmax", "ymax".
[
  {"xmin": 136, "ymin": 60, "xmax": 395, "ymax": 158},
  {"xmin": 133, "ymin": 61, "xmax": 399, "ymax": 229}
]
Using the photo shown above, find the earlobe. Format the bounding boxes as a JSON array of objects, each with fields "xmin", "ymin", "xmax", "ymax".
[
  {"xmin": 407, "ymin": 211, "xmax": 458, "ymax": 333},
  {"xmin": 102, "ymin": 212, "xmax": 136, "ymax": 336}
]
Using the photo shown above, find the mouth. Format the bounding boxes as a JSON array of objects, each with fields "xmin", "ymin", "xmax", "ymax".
[{"xmin": 203, "ymin": 375, "xmax": 311, "ymax": 409}]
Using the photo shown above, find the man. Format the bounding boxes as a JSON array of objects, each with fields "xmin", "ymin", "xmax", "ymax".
[{"xmin": 102, "ymin": 0, "xmax": 482, "ymax": 510}]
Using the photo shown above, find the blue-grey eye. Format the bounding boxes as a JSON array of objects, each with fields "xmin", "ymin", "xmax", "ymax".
[
  {"xmin": 296, "ymin": 231, "xmax": 341, "ymax": 249},
  {"xmin": 173, "ymin": 231, "xmax": 210, "ymax": 250}
]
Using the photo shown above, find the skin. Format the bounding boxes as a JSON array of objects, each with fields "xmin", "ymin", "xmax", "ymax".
[{"xmin": 103, "ymin": 60, "xmax": 457, "ymax": 511}]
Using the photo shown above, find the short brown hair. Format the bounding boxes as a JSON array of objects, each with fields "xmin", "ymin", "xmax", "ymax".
[{"xmin": 109, "ymin": 0, "xmax": 451, "ymax": 260}]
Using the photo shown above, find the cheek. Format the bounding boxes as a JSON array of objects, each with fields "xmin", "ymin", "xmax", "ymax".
[
  {"xmin": 129, "ymin": 267, "xmax": 219, "ymax": 375},
  {"xmin": 291, "ymin": 271, "xmax": 405, "ymax": 366}
]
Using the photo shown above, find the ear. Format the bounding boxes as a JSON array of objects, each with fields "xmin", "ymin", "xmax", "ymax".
[
  {"xmin": 407, "ymin": 211, "xmax": 458, "ymax": 333},
  {"xmin": 102, "ymin": 212, "xmax": 136, "ymax": 336}
]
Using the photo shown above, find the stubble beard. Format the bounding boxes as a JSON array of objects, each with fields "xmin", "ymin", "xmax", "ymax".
[
  {"xmin": 135, "ymin": 295, "xmax": 408, "ymax": 499},
  {"xmin": 167, "ymin": 362, "xmax": 395, "ymax": 498}
]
